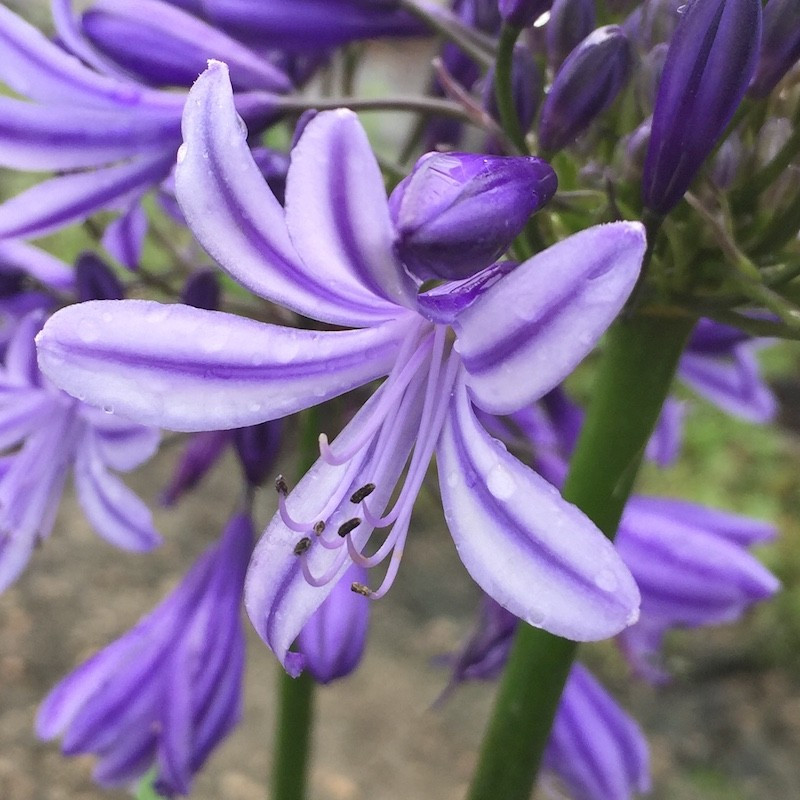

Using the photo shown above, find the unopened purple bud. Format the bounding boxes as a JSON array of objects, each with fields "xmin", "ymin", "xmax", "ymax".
[
  {"xmin": 233, "ymin": 420, "xmax": 282, "ymax": 488},
  {"xmin": 538, "ymin": 26, "xmax": 632, "ymax": 154},
  {"xmin": 74, "ymin": 252, "xmax": 123, "ymax": 302},
  {"xmin": 642, "ymin": 0, "xmax": 762, "ymax": 214},
  {"xmin": 181, "ymin": 269, "xmax": 220, "ymax": 311},
  {"xmin": 160, "ymin": 429, "xmax": 231, "ymax": 506},
  {"xmin": 749, "ymin": 0, "xmax": 800, "ymax": 98},
  {"xmin": 390, "ymin": 152, "xmax": 557, "ymax": 281},
  {"xmin": 296, "ymin": 564, "xmax": 369, "ymax": 684},
  {"xmin": 499, "ymin": 0, "xmax": 552, "ymax": 28},
  {"xmin": 482, "ymin": 47, "xmax": 543, "ymax": 135},
  {"xmin": 637, "ymin": 42, "xmax": 669, "ymax": 114},
  {"xmin": 546, "ymin": 0, "xmax": 596, "ymax": 69},
  {"xmin": 711, "ymin": 133, "xmax": 744, "ymax": 190}
]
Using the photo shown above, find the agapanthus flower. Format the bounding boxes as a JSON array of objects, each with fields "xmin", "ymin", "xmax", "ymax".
[
  {"xmin": 37, "ymin": 62, "xmax": 647, "ymax": 677},
  {"xmin": 0, "ymin": 309, "xmax": 161, "ymax": 592},
  {"xmin": 0, "ymin": 3, "xmax": 287, "ymax": 240},
  {"xmin": 36, "ymin": 512, "xmax": 252, "ymax": 795}
]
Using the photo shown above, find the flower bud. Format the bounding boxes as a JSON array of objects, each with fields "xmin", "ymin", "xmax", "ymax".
[
  {"xmin": 233, "ymin": 420, "xmax": 282, "ymax": 488},
  {"xmin": 482, "ymin": 46, "xmax": 543, "ymax": 135},
  {"xmin": 74, "ymin": 252, "xmax": 123, "ymax": 302},
  {"xmin": 181, "ymin": 269, "xmax": 220, "ymax": 311},
  {"xmin": 642, "ymin": 0, "xmax": 762, "ymax": 214},
  {"xmin": 538, "ymin": 26, "xmax": 632, "ymax": 154},
  {"xmin": 546, "ymin": 0, "xmax": 596, "ymax": 69},
  {"xmin": 390, "ymin": 152, "xmax": 557, "ymax": 282},
  {"xmin": 499, "ymin": 0, "xmax": 552, "ymax": 28},
  {"xmin": 749, "ymin": 0, "xmax": 800, "ymax": 98}
]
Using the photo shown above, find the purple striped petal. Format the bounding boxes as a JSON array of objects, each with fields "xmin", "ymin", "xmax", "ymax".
[
  {"xmin": 83, "ymin": 414, "xmax": 161, "ymax": 472},
  {"xmin": 454, "ymin": 222, "xmax": 645, "ymax": 415},
  {"xmin": 37, "ymin": 300, "xmax": 408, "ymax": 431},
  {"xmin": 102, "ymin": 200, "xmax": 148, "ymax": 270},
  {"xmin": 0, "ymin": 154, "xmax": 174, "ymax": 240},
  {"xmin": 286, "ymin": 108, "xmax": 416, "ymax": 309},
  {"xmin": 74, "ymin": 436, "xmax": 161, "ymax": 551},
  {"xmin": 3, "ymin": 310, "xmax": 45, "ymax": 387},
  {"xmin": 0, "ymin": 97, "xmax": 181, "ymax": 171},
  {"xmin": 0, "ymin": 241, "xmax": 75, "ymax": 291},
  {"xmin": 176, "ymin": 62, "xmax": 399, "ymax": 326},
  {"xmin": 437, "ymin": 378, "xmax": 640, "ymax": 640}
]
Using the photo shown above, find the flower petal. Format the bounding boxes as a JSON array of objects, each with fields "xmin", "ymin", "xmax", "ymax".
[
  {"xmin": 37, "ymin": 300, "xmax": 408, "ymax": 431},
  {"xmin": 0, "ymin": 154, "xmax": 174, "ymax": 240},
  {"xmin": 0, "ymin": 240, "xmax": 75, "ymax": 291},
  {"xmin": 454, "ymin": 222, "xmax": 645, "ymax": 414},
  {"xmin": 176, "ymin": 62, "xmax": 399, "ymax": 326},
  {"xmin": 286, "ymin": 108, "xmax": 416, "ymax": 309},
  {"xmin": 437, "ymin": 378, "xmax": 640, "ymax": 641},
  {"xmin": 102, "ymin": 200, "xmax": 149, "ymax": 270}
]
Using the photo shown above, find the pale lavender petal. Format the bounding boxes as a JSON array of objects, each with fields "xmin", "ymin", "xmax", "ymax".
[
  {"xmin": 679, "ymin": 348, "xmax": 777, "ymax": 423},
  {"xmin": 82, "ymin": 412, "xmax": 162, "ymax": 472},
  {"xmin": 37, "ymin": 300, "xmax": 408, "ymax": 431},
  {"xmin": 0, "ymin": 154, "xmax": 174, "ymax": 240},
  {"xmin": 454, "ymin": 222, "xmax": 645, "ymax": 414},
  {"xmin": 176, "ymin": 61, "xmax": 400, "ymax": 326},
  {"xmin": 286, "ymin": 109, "xmax": 416, "ymax": 309},
  {"xmin": 0, "ymin": 240, "xmax": 75, "ymax": 291},
  {"xmin": 0, "ymin": 6, "xmax": 184, "ymax": 110},
  {"xmin": 102, "ymin": 200, "xmax": 148, "ymax": 270},
  {"xmin": 0, "ymin": 393, "xmax": 54, "ymax": 451},
  {"xmin": 0, "ymin": 96, "xmax": 182, "ymax": 171},
  {"xmin": 74, "ymin": 436, "xmax": 161, "ymax": 551},
  {"xmin": 3, "ymin": 310, "xmax": 45, "ymax": 387},
  {"xmin": 437, "ymin": 378, "xmax": 640, "ymax": 640},
  {"xmin": 543, "ymin": 663, "xmax": 650, "ymax": 800}
]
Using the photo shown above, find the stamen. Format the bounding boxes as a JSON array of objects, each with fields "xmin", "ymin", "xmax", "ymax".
[
  {"xmin": 300, "ymin": 546, "xmax": 349, "ymax": 587},
  {"xmin": 350, "ymin": 582, "xmax": 373, "ymax": 597},
  {"xmin": 274, "ymin": 474, "xmax": 289, "ymax": 496},
  {"xmin": 349, "ymin": 483, "xmax": 376, "ymax": 504},
  {"xmin": 347, "ymin": 510, "xmax": 411, "ymax": 569},
  {"xmin": 293, "ymin": 536, "xmax": 312, "ymax": 556},
  {"xmin": 337, "ymin": 517, "xmax": 361, "ymax": 537}
]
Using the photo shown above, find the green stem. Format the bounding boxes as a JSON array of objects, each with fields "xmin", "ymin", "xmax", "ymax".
[
  {"xmin": 272, "ymin": 671, "xmax": 315, "ymax": 800},
  {"xmin": 465, "ymin": 313, "xmax": 694, "ymax": 800},
  {"xmin": 274, "ymin": 94, "xmax": 471, "ymax": 122},
  {"xmin": 494, "ymin": 24, "xmax": 529, "ymax": 155}
]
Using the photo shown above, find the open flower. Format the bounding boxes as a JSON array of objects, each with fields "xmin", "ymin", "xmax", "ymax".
[{"xmin": 37, "ymin": 62, "xmax": 647, "ymax": 675}]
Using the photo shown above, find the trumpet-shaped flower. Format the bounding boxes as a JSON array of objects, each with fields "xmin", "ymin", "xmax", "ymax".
[{"xmin": 37, "ymin": 62, "xmax": 647, "ymax": 676}]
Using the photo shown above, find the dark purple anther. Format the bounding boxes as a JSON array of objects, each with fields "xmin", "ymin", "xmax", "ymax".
[
  {"xmin": 538, "ymin": 26, "xmax": 632, "ymax": 155},
  {"xmin": 546, "ymin": 0, "xmax": 596, "ymax": 69},
  {"xmin": 181, "ymin": 269, "xmax": 220, "ymax": 311},
  {"xmin": 75, "ymin": 252, "xmax": 123, "ymax": 302},
  {"xmin": 642, "ymin": 0, "xmax": 762, "ymax": 215},
  {"xmin": 749, "ymin": 0, "xmax": 800, "ymax": 98},
  {"xmin": 233, "ymin": 420, "xmax": 282, "ymax": 488},
  {"xmin": 482, "ymin": 46, "xmax": 543, "ymax": 135},
  {"xmin": 499, "ymin": 0, "xmax": 552, "ymax": 28},
  {"xmin": 390, "ymin": 152, "xmax": 557, "ymax": 282}
]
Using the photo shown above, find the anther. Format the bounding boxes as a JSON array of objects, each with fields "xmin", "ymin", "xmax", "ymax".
[
  {"xmin": 350, "ymin": 582, "xmax": 373, "ymax": 597},
  {"xmin": 337, "ymin": 517, "xmax": 361, "ymax": 538},
  {"xmin": 293, "ymin": 536, "xmax": 312, "ymax": 556},
  {"xmin": 274, "ymin": 474, "xmax": 289, "ymax": 496},
  {"xmin": 349, "ymin": 483, "xmax": 376, "ymax": 504},
  {"xmin": 313, "ymin": 520, "xmax": 325, "ymax": 535}
]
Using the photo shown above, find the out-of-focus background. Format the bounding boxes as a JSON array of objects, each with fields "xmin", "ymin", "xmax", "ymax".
[{"xmin": 1, "ymin": 2, "xmax": 800, "ymax": 799}]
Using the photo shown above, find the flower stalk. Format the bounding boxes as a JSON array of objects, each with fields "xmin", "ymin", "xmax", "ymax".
[
  {"xmin": 466, "ymin": 311, "xmax": 694, "ymax": 800},
  {"xmin": 493, "ymin": 24, "xmax": 529, "ymax": 155}
]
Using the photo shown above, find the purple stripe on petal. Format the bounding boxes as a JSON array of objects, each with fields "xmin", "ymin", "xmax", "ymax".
[
  {"xmin": 437, "ymin": 378, "xmax": 640, "ymax": 641},
  {"xmin": 37, "ymin": 300, "xmax": 408, "ymax": 431},
  {"xmin": 454, "ymin": 222, "xmax": 645, "ymax": 414}
]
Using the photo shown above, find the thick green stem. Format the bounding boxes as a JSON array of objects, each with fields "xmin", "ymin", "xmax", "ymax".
[
  {"xmin": 272, "ymin": 671, "xmax": 315, "ymax": 800},
  {"xmin": 465, "ymin": 313, "xmax": 694, "ymax": 800},
  {"xmin": 494, "ymin": 24, "xmax": 529, "ymax": 155}
]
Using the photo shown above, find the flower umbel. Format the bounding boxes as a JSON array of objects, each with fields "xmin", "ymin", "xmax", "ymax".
[{"xmin": 37, "ymin": 62, "xmax": 647, "ymax": 676}]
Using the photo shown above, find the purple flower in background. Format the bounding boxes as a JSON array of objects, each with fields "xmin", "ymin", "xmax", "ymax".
[
  {"xmin": 500, "ymin": 0, "xmax": 552, "ymax": 28},
  {"xmin": 749, "ymin": 0, "xmax": 800, "ymax": 99},
  {"xmin": 0, "ymin": 311, "xmax": 161, "ymax": 593},
  {"xmin": 0, "ymin": 4, "xmax": 285, "ymax": 240},
  {"xmin": 642, "ymin": 0, "xmax": 762, "ymax": 214},
  {"xmin": 37, "ymin": 62, "xmax": 647, "ymax": 676},
  {"xmin": 546, "ymin": 0, "xmax": 596, "ymax": 70},
  {"xmin": 296, "ymin": 564, "xmax": 370, "ymax": 684},
  {"xmin": 37, "ymin": 512, "xmax": 252, "ymax": 795},
  {"xmin": 542, "ymin": 663, "xmax": 650, "ymax": 800}
]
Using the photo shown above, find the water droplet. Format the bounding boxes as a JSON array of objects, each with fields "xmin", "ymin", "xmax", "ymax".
[
  {"xmin": 102, "ymin": 405, "xmax": 114, "ymax": 414},
  {"xmin": 594, "ymin": 568, "xmax": 619, "ymax": 592},
  {"xmin": 626, "ymin": 607, "xmax": 640, "ymax": 626},
  {"xmin": 201, "ymin": 329, "xmax": 229, "ymax": 353},
  {"xmin": 446, "ymin": 470, "xmax": 460, "ymax": 488},
  {"xmin": 101, "ymin": 312, "xmax": 113, "ymax": 324},
  {"xmin": 176, "ymin": 143, "xmax": 188, "ymax": 164},
  {"xmin": 676, "ymin": 3, "xmax": 688, "ymax": 13},
  {"xmin": 78, "ymin": 319, "xmax": 100, "ymax": 344},
  {"xmin": 486, "ymin": 462, "xmax": 516, "ymax": 500}
]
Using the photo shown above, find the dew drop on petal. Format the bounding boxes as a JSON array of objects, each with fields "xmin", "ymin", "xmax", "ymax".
[
  {"xmin": 78, "ymin": 319, "xmax": 100, "ymax": 344},
  {"xmin": 176, "ymin": 143, "xmax": 188, "ymax": 164},
  {"xmin": 487, "ymin": 462, "xmax": 516, "ymax": 500}
]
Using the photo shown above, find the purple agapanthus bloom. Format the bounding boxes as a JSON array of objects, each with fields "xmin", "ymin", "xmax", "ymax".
[
  {"xmin": 37, "ymin": 512, "xmax": 252, "ymax": 795},
  {"xmin": 0, "ymin": 4, "xmax": 286, "ymax": 240},
  {"xmin": 0, "ymin": 309, "xmax": 161, "ymax": 592},
  {"xmin": 37, "ymin": 62, "xmax": 647, "ymax": 677}
]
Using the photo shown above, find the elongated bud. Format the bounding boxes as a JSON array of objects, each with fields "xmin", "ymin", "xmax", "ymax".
[
  {"xmin": 181, "ymin": 269, "xmax": 220, "ymax": 311},
  {"xmin": 482, "ymin": 46, "xmax": 543, "ymax": 134},
  {"xmin": 546, "ymin": 0, "xmax": 596, "ymax": 69},
  {"xmin": 538, "ymin": 26, "xmax": 632, "ymax": 154},
  {"xmin": 642, "ymin": 0, "xmax": 762, "ymax": 214},
  {"xmin": 75, "ymin": 252, "xmax": 123, "ymax": 302},
  {"xmin": 499, "ymin": 0, "xmax": 552, "ymax": 28},
  {"xmin": 749, "ymin": 0, "xmax": 800, "ymax": 98},
  {"xmin": 390, "ymin": 152, "xmax": 557, "ymax": 281},
  {"xmin": 233, "ymin": 420, "xmax": 282, "ymax": 488}
]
